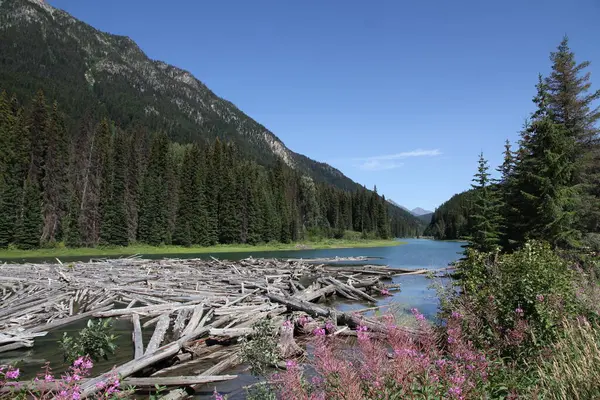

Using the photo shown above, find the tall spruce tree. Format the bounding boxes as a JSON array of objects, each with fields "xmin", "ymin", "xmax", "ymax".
[
  {"xmin": 545, "ymin": 37, "xmax": 600, "ymax": 234},
  {"xmin": 511, "ymin": 77, "xmax": 580, "ymax": 247},
  {"xmin": 41, "ymin": 102, "xmax": 68, "ymax": 244},
  {"xmin": 15, "ymin": 178, "xmax": 43, "ymax": 250},
  {"xmin": 138, "ymin": 132, "xmax": 170, "ymax": 245},
  {"xmin": 100, "ymin": 132, "xmax": 129, "ymax": 246},
  {"xmin": 496, "ymin": 140, "xmax": 516, "ymax": 250},
  {"xmin": 466, "ymin": 153, "xmax": 502, "ymax": 253},
  {"xmin": 173, "ymin": 145, "xmax": 208, "ymax": 246}
]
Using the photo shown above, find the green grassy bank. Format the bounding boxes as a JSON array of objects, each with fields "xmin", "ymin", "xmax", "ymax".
[{"xmin": 0, "ymin": 238, "xmax": 405, "ymax": 260}]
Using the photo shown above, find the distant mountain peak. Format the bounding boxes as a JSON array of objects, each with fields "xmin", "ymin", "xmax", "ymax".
[{"xmin": 411, "ymin": 207, "xmax": 433, "ymax": 216}]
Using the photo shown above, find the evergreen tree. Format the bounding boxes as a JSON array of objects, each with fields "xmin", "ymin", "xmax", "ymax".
[
  {"xmin": 174, "ymin": 145, "xmax": 208, "ymax": 246},
  {"xmin": 63, "ymin": 188, "xmax": 82, "ymax": 248},
  {"xmin": 545, "ymin": 37, "xmax": 600, "ymax": 234},
  {"xmin": 138, "ymin": 132, "xmax": 170, "ymax": 245},
  {"xmin": 100, "ymin": 132, "xmax": 129, "ymax": 246},
  {"xmin": 28, "ymin": 90, "xmax": 48, "ymax": 185},
  {"xmin": 41, "ymin": 102, "xmax": 68, "ymax": 244},
  {"xmin": 204, "ymin": 140, "xmax": 221, "ymax": 245},
  {"xmin": 465, "ymin": 153, "xmax": 502, "ymax": 253},
  {"xmin": 511, "ymin": 77, "xmax": 580, "ymax": 247},
  {"xmin": 495, "ymin": 140, "xmax": 517, "ymax": 250},
  {"xmin": 15, "ymin": 179, "xmax": 43, "ymax": 250},
  {"xmin": 0, "ymin": 106, "xmax": 31, "ymax": 248}
]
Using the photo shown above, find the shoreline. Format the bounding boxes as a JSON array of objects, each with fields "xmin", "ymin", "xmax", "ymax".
[{"xmin": 0, "ymin": 238, "xmax": 406, "ymax": 260}]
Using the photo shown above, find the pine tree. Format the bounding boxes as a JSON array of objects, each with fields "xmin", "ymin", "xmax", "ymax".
[
  {"xmin": 0, "ymin": 92, "xmax": 16, "ymax": 247},
  {"xmin": 218, "ymin": 152, "xmax": 241, "ymax": 244},
  {"xmin": 204, "ymin": 140, "xmax": 221, "ymax": 245},
  {"xmin": 0, "ymin": 106, "xmax": 31, "ymax": 248},
  {"xmin": 496, "ymin": 140, "xmax": 516, "ymax": 250},
  {"xmin": 545, "ymin": 37, "xmax": 600, "ymax": 234},
  {"xmin": 63, "ymin": 189, "xmax": 82, "ymax": 248},
  {"xmin": 28, "ymin": 90, "xmax": 48, "ymax": 185},
  {"xmin": 15, "ymin": 179, "xmax": 43, "ymax": 250},
  {"xmin": 41, "ymin": 102, "xmax": 69, "ymax": 244},
  {"xmin": 137, "ymin": 132, "xmax": 170, "ymax": 245},
  {"xmin": 466, "ymin": 153, "xmax": 503, "ymax": 253},
  {"xmin": 174, "ymin": 145, "xmax": 208, "ymax": 246},
  {"xmin": 100, "ymin": 132, "xmax": 129, "ymax": 246},
  {"xmin": 511, "ymin": 77, "xmax": 580, "ymax": 247}
]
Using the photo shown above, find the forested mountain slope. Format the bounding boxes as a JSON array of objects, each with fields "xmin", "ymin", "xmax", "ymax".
[
  {"xmin": 0, "ymin": 0, "xmax": 424, "ymax": 249},
  {"xmin": 0, "ymin": 0, "xmax": 411, "ymax": 196}
]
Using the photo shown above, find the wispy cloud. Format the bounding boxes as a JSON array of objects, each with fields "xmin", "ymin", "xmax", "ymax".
[{"xmin": 355, "ymin": 149, "xmax": 442, "ymax": 171}]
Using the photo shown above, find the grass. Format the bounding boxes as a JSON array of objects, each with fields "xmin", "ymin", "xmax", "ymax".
[{"xmin": 0, "ymin": 238, "xmax": 405, "ymax": 260}]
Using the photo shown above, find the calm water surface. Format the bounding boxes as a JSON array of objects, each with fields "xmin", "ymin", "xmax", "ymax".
[{"xmin": 1, "ymin": 239, "xmax": 463, "ymax": 398}]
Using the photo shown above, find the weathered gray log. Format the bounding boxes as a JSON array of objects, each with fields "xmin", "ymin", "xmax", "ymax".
[
  {"xmin": 296, "ymin": 284, "xmax": 337, "ymax": 302},
  {"xmin": 0, "ymin": 375, "xmax": 237, "ymax": 392},
  {"xmin": 132, "ymin": 313, "xmax": 144, "ymax": 359},
  {"xmin": 29, "ymin": 304, "xmax": 114, "ymax": 333},
  {"xmin": 266, "ymin": 292, "xmax": 331, "ymax": 318},
  {"xmin": 160, "ymin": 352, "xmax": 241, "ymax": 400},
  {"xmin": 145, "ymin": 313, "xmax": 171, "ymax": 355},
  {"xmin": 122, "ymin": 374, "xmax": 238, "ymax": 387},
  {"xmin": 179, "ymin": 305, "xmax": 203, "ymax": 337},
  {"xmin": 209, "ymin": 327, "xmax": 252, "ymax": 338},
  {"xmin": 325, "ymin": 277, "xmax": 378, "ymax": 303},
  {"xmin": 79, "ymin": 341, "xmax": 182, "ymax": 397}
]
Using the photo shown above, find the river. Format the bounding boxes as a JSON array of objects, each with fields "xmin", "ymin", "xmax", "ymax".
[{"xmin": 1, "ymin": 239, "xmax": 463, "ymax": 398}]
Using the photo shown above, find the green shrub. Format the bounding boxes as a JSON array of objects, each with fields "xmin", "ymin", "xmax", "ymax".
[
  {"xmin": 449, "ymin": 241, "xmax": 579, "ymax": 355},
  {"xmin": 58, "ymin": 318, "xmax": 118, "ymax": 363},
  {"xmin": 240, "ymin": 319, "xmax": 280, "ymax": 377}
]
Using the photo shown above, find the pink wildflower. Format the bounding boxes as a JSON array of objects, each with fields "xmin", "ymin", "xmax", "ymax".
[
  {"xmin": 515, "ymin": 307, "xmax": 524, "ymax": 315},
  {"xmin": 286, "ymin": 360, "xmax": 298, "ymax": 369},
  {"xmin": 44, "ymin": 374, "xmax": 54, "ymax": 382},
  {"xmin": 213, "ymin": 389, "xmax": 225, "ymax": 400},
  {"xmin": 451, "ymin": 311, "xmax": 463, "ymax": 319},
  {"xmin": 325, "ymin": 320, "xmax": 335, "ymax": 332},
  {"xmin": 380, "ymin": 288, "xmax": 391, "ymax": 296},
  {"xmin": 411, "ymin": 308, "xmax": 426, "ymax": 322},
  {"xmin": 5, "ymin": 368, "xmax": 19, "ymax": 379},
  {"xmin": 283, "ymin": 320, "xmax": 293, "ymax": 329},
  {"xmin": 313, "ymin": 327, "xmax": 326, "ymax": 336}
]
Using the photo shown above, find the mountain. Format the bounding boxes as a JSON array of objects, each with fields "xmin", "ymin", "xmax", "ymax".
[
  {"xmin": 0, "ymin": 0, "xmax": 394, "ymax": 195},
  {"xmin": 0, "ymin": 0, "xmax": 426, "ymax": 243},
  {"xmin": 411, "ymin": 207, "xmax": 433, "ymax": 216},
  {"xmin": 416, "ymin": 213, "xmax": 433, "ymax": 224}
]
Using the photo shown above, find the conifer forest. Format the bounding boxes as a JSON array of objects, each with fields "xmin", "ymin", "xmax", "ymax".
[{"xmin": 0, "ymin": 90, "xmax": 420, "ymax": 250}]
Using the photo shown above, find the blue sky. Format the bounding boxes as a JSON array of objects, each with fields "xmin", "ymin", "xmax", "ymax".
[{"xmin": 48, "ymin": 0, "xmax": 600, "ymax": 211}]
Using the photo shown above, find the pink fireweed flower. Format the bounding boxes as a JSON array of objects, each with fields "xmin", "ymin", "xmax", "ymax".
[
  {"xmin": 451, "ymin": 311, "xmax": 463, "ymax": 319},
  {"xmin": 5, "ymin": 368, "xmax": 20, "ymax": 379},
  {"xmin": 411, "ymin": 308, "xmax": 426, "ymax": 322},
  {"xmin": 286, "ymin": 360, "xmax": 298, "ymax": 369},
  {"xmin": 515, "ymin": 307, "xmax": 524, "ymax": 315},
  {"xmin": 325, "ymin": 320, "xmax": 335, "ymax": 332},
  {"xmin": 213, "ymin": 389, "xmax": 225, "ymax": 400},
  {"xmin": 44, "ymin": 374, "xmax": 54, "ymax": 382},
  {"xmin": 448, "ymin": 386, "xmax": 463, "ymax": 399},
  {"xmin": 283, "ymin": 320, "xmax": 293, "ymax": 329},
  {"xmin": 380, "ymin": 288, "xmax": 390, "ymax": 296},
  {"xmin": 356, "ymin": 325, "xmax": 369, "ymax": 341},
  {"xmin": 313, "ymin": 327, "xmax": 326, "ymax": 336}
]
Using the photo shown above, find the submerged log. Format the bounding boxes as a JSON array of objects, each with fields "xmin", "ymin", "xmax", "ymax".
[{"xmin": 132, "ymin": 313, "xmax": 144, "ymax": 359}]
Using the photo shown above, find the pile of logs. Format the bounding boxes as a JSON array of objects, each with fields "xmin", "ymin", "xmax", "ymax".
[{"xmin": 0, "ymin": 256, "xmax": 430, "ymax": 398}]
